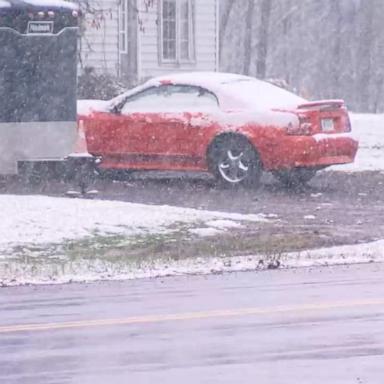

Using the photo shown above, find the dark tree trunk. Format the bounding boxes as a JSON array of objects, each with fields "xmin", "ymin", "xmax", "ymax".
[
  {"xmin": 219, "ymin": 0, "xmax": 236, "ymax": 66},
  {"xmin": 256, "ymin": 0, "xmax": 272, "ymax": 79},
  {"xmin": 356, "ymin": 2, "xmax": 375, "ymax": 112},
  {"xmin": 243, "ymin": 0, "xmax": 255, "ymax": 75},
  {"xmin": 330, "ymin": 0, "xmax": 342, "ymax": 97}
]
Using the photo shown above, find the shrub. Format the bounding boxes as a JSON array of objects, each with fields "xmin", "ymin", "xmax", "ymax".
[{"xmin": 77, "ymin": 67, "xmax": 126, "ymax": 100}]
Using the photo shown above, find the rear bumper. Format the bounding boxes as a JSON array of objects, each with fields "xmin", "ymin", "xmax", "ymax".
[{"xmin": 261, "ymin": 133, "xmax": 359, "ymax": 170}]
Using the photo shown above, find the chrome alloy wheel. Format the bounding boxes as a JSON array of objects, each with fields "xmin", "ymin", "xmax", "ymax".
[{"xmin": 218, "ymin": 149, "xmax": 250, "ymax": 183}]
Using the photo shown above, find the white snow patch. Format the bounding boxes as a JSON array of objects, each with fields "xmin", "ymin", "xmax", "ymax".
[
  {"xmin": 77, "ymin": 99, "xmax": 110, "ymax": 116},
  {"xmin": 313, "ymin": 132, "xmax": 357, "ymax": 142},
  {"xmin": 281, "ymin": 240, "xmax": 384, "ymax": 267},
  {"xmin": 330, "ymin": 113, "xmax": 384, "ymax": 172},
  {"xmin": 0, "ymin": 195, "xmax": 267, "ymax": 255},
  {"xmin": 189, "ymin": 220, "xmax": 243, "ymax": 237},
  {"xmin": 205, "ymin": 219, "xmax": 243, "ymax": 229},
  {"xmin": 189, "ymin": 228, "xmax": 223, "ymax": 237}
]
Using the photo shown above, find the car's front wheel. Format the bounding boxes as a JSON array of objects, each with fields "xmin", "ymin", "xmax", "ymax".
[
  {"xmin": 208, "ymin": 135, "xmax": 262, "ymax": 188},
  {"xmin": 272, "ymin": 168, "xmax": 317, "ymax": 187}
]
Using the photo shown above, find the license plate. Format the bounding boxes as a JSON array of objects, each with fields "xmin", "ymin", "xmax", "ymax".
[
  {"xmin": 321, "ymin": 118, "xmax": 335, "ymax": 132},
  {"xmin": 27, "ymin": 21, "xmax": 54, "ymax": 35}
]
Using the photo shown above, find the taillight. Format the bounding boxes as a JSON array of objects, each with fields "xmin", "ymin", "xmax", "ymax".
[{"xmin": 286, "ymin": 116, "xmax": 312, "ymax": 135}]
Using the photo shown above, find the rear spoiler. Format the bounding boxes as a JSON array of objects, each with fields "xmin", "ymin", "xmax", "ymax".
[{"xmin": 298, "ymin": 99, "xmax": 345, "ymax": 110}]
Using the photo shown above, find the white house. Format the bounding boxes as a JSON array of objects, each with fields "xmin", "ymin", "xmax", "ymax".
[{"xmin": 80, "ymin": 0, "xmax": 219, "ymax": 86}]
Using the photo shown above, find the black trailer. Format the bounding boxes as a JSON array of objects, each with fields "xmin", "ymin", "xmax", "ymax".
[{"xmin": 0, "ymin": 0, "xmax": 89, "ymax": 181}]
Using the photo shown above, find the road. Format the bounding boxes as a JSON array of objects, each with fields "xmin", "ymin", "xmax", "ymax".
[{"xmin": 1, "ymin": 263, "xmax": 384, "ymax": 383}]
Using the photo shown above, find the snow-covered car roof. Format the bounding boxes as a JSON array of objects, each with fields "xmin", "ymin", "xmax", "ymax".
[
  {"xmin": 146, "ymin": 72, "xmax": 251, "ymax": 89},
  {"xmin": 78, "ymin": 72, "xmax": 307, "ymax": 115},
  {"xmin": 146, "ymin": 72, "xmax": 307, "ymax": 110},
  {"xmin": 83, "ymin": 72, "xmax": 307, "ymax": 114}
]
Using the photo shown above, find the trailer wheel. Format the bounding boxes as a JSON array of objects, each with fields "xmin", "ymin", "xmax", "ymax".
[{"xmin": 65, "ymin": 156, "xmax": 97, "ymax": 194}]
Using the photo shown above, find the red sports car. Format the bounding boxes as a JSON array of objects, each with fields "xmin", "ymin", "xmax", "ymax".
[{"xmin": 78, "ymin": 72, "xmax": 358, "ymax": 187}]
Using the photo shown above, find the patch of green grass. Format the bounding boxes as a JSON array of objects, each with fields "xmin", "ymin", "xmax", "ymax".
[
  {"xmin": 58, "ymin": 225, "xmax": 333, "ymax": 263},
  {"xmin": 2, "ymin": 220, "xmax": 346, "ymax": 274}
]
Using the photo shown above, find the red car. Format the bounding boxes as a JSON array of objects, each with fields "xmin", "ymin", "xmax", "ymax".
[{"xmin": 78, "ymin": 72, "xmax": 358, "ymax": 187}]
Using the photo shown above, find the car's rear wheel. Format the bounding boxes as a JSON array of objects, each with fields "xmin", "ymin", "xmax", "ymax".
[
  {"xmin": 272, "ymin": 168, "xmax": 317, "ymax": 187},
  {"xmin": 208, "ymin": 135, "xmax": 262, "ymax": 188}
]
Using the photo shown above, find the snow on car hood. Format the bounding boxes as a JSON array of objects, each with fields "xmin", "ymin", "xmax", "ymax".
[{"xmin": 77, "ymin": 99, "xmax": 110, "ymax": 116}]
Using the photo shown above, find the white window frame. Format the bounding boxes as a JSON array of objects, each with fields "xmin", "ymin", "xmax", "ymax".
[
  {"xmin": 119, "ymin": 0, "xmax": 129, "ymax": 54},
  {"xmin": 159, "ymin": 0, "xmax": 195, "ymax": 65}
]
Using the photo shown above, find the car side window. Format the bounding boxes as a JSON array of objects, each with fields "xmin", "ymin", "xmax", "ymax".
[
  {"xmin": 120, "ymin": 84, "xmax": 219, "ymax": 114},
  {"xmin": 120, "ymin": 87, "xmax": 165, "ymax": 114},
  {"xmin": 161, "ymin": 85, "xmax": 219, "ymax": 111}
]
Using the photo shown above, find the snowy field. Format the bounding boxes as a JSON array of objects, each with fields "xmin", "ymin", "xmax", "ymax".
[
  {"xmin": 0, "ymin": 195, "xmax": 271, "ymax": 285},
  {"xmin": 1, "ymin": 113, "xmax": 384, "ymax": 285},
  {"xmin": 0, "ymin": 195, "xmax": 267, "ymax": 250},
  {"xmin": 329, "ymin": 113, "xmax": 384, "ymax": 172}
]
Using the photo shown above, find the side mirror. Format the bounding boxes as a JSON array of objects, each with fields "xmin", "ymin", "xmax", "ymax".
[{"xmin": 111, "ymin": 104, "xmax": 121, "ymax": 115}]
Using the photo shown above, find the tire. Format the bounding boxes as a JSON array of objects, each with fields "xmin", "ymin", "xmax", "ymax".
[
  {"xmin": 208, "ymin": 135, "xmax": 262, "ymax": 188},
  {"xmin": 273, "ymin": 168, "xmax": 317, "ymax": 187}
]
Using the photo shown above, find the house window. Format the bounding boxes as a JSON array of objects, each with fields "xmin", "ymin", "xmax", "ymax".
[
  {"xmin": 160, "ymin": 0, "xmax": 195, "ymax": 63},
  {"xmin": 119, "ymin": 0, "xmax": 128, "ymax": 53},
  {"xmin": 118, "ymin": 0, "xmax": 138, "ymax": 84}
]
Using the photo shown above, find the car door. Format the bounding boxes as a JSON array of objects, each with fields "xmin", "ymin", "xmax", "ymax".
[
  {"xmin": 84, "ymin": 87, "xmax": 164, "ymax": 167},
  {"xmin": 140, "ymin": 84, "xmax": 220, "ymax": 166},
  {"xmin": 98, "ymin": 84, "xmax": 220, "ymax": 169},
  {"xmin": 116, "ymin": 86, "xmax": 165, "ymax": 159}
]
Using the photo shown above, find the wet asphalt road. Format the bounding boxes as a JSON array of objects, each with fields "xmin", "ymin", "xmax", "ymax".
[{"xmin": 1, "ymin": 263, "xmax": 384, "ymax": 384}]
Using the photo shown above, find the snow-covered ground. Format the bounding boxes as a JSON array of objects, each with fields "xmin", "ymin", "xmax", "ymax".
[
  {"xmin": 1, "ymin": 113, "xmax": 384, "ymax": 285},
  {"xmin": 330, "ymin": 113, "xmax": 384, "ymax": 172},
  {"xmin": 0, "ymin": 195, "xmax": 267, "ymax": 251}
]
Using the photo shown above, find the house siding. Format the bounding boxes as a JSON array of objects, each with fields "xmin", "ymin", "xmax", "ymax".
[
  {"xmin": 79, "ymin": 0, "xmax": 120, "ymax": 76},
  {"xmin": 80, "ymin": 0, "xmax": 219, "ymax": 82},
  {"xmin": 138, "ymin": 0, "xmax": 219, "ymax": 80}
]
